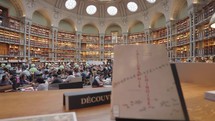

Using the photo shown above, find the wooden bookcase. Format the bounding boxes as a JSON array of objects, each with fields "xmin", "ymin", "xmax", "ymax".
[
  {"xmin": 81, "ymin": 34, "xmax": 100, "ymax": 61},
  {"xmin": 57, "ymin": 31, "xmax": 76, "ymax": 60},
  {"xmin": 28, "ymin": 24, "xmax": 52, "ymax": 60},
  {"xmin": 31, "ymin": 24, "xmax": 50, "ymax": 38},
  {"xmin": 194, "ymin": 0, "xmax": 215, "ymax": 61},
  {"xmin": 8, "ymin": 44, "xmax": 20, "ymax": 56},
  {"xmin": 128, "ymin": 33, "xmax": 146, "ymax": 44},
  {"xmin": 0, "ymin": 28, "xmax": 20, "ymax": 44},
  {"xmin": 176, "ymin": 17, "xmax": 189, "ymax": 33},
  {"xmin": 151, "ymin": 27, "xmax": 167, "ymax": 45},
  {"xmin": 0, "ymin": 43, "xmax": 8, "ymax": 56},
  {"xmin": 171, "ymin": 16, "xmax": 190, "ymax": 61},
  {"xmin": 8, "ymin": 17, "xmax": 20, "ymax": 30}
]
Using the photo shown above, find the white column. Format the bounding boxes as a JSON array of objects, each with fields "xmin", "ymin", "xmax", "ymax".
[
  {"xmin": 99, "ymin": 33, "xmax": 105, "ymax": 61},
  {"xmin": 144, "ymin": 29, "xmax": 151, "ymax": 44},
  {"xmin": 22, "ymin": 17, "xmax": 32, "ymax": 63},
  {"xmin": 51, "ymin": 26, "xmax": 58, "ymax": 62},
  {"xmin": 188, "ymin": 4, "xmax": 197, "ymax": 61},
  {"xmin": 166, "ymin": 20, "xmax": 173, "ymax": 61},
  {"xmin": 122, "ymin": 32, "xmax": 128, "ymax": 45},
  {"xmin": 27, "ymin": 22, "xmax": 32, "ymax": 62},
  {"xmin": 76, "ymin": 31, "xmax": 82, "ymax": 62}
]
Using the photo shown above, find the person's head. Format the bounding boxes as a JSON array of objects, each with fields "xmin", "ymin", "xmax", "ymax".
[
  {"xmin": 1, "ymin": 75, "xmax": 8, "ymax": 81},
  {"xmin": 9, "ymin": 69, "xmax": 17, "ymax": 77},
  {"xmin": 99, "ymin": 72, "xmax": 104, "ymax": 78},
  {"xmin": 67, "ymin": 70, "xmax": 73, "ymax": 75},
  {"xmin": 44, "ymin": 70, "xmax": 49, "ymax": 74},
  {"xmin": 36, "ymin": 77, "xmax": 45, "ymax": 84},
  {"xmin": 20, "ymin": 74, "xmax": 27, "ymax": 80},
  {"xmin": 52, "ymin": 74, "xmax": 58, "ymax": 78},
  {"xmin": 73, "ymin": 67, "xmax": 79, "ymax": 73}
]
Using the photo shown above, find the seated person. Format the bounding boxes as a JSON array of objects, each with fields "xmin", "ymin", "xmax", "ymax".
[
  {"xmin": 92, "ymin": 72, "xmax": 104, "ymax": 88},
  {"xmin": 36, "ymin": 77, "xmax": 48, "ymax": 91},
  {"xmin": 19, "ymin": 74, "xmax": 31, "ymax": 86},
  {"xmin": 80, "ymin": 69, "xmax": 89, "ymax": 85},
  {"xmin": 0, "ymin": 75, "xmax": 13, "ymax": 86},
  {"xmin": 64, "ymin": 70, "xmax": 75, "ymax": 82},
  {"xmin": 50, "ymin": 74, "xmax": 63, "ymax": 84},
  {"xmin": 73, "ymin": 68, "xmax": 81, "ymax": 77},
  {"xmin": 42, "ymin": 69, "xmax": 50, "ymax": 80},
  {"xmin": 103, "ymin": 77, "xmax": 112, "ymax": 85}
]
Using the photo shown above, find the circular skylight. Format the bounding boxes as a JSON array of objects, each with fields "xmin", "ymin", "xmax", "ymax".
[
  {"xmin": 65, "ymin": 0, "xmax": 77, "ymax": 10},
  {"xmin": 86, "ymin": 5, "xmax": 97, "ymax": 15},
  {"xmin": 107, "ymin": 6, "xmax": 118, "ymax": 16},
  {"xmin": 127, "ymin": 2, "xmax": 138, "ymax": 12},
  {"xmin": 146, "ymin": 0, "xmax": 156, "ymax": 3}
]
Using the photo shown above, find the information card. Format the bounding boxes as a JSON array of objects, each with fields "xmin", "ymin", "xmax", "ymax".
[{"xmin": 111, "ymin": 44, "xmax": 189, "ymax": 121}]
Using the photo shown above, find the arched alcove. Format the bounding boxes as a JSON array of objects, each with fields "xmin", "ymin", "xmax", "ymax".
[
  {"xmin": 58, "ymin": 19, "xmax": 75, "ymax": 32},
  {"xmin": 82, "ymin": 24, "xmax": 99, "ymax": 35},
  {"xmin": 32, "ymin": 10, "xmax": 51, "ymax": 27},
  {"xmin": 128, "ymin": 20, "xmax": 144, "ymax": 34},
  {"xmin": 0, "ymin": 0, "xmax": 20, "ymax": 17},
  {"xmin": 105, "ymin": 24, "xmax": 122, "ymax": 35},
  {"xmin": 150, "ymin": 13, "xmax": 166, "ymax": 29},
  {"xmin": 171, "ymin": 0, "xmax": 188, "ymax": 20}
]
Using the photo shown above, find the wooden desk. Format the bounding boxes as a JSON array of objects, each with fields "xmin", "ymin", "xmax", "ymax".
[{"xmin": 0, "ymin": 83, "xmax": 215, "ymax": 121}]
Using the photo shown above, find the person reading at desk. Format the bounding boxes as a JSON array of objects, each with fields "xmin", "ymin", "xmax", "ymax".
[
  {"xmin": 36, "ymin": 77, "xmax": 48, "ymax": 91},
  {"xmin": 64, "ymin": 70, "xmax": 75, "ymax": 82},
  {"xmin": 0, "ymin": 75, "xmax": 13, "ymax": 86},
  {"xmin": 50, "ymin": 74, "xmax": 63, "ymax": 84},
  {"xmin": 19, "ymin": 74, "xmax": 31, "ymax": 86},
  {"xmin": 92, "ymin": 72, "xmax": 104, "ymax": 88}
]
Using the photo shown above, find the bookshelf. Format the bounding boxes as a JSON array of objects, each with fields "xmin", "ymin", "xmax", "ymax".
[
  {"xmin": 104, "ymin": 35, "xmax": 112, "ymax": 44},
  {"xmin": 0, "ymin": 28, "xmax": 20, "ymax": 44},
  {"xmin": 173, "ymin": 45, "xmax": 190, "ymax": 62},
  {"xmin": 102, "ymin": 35, "xmax": 124, "ymax": 60},
  {"xmin": 202, "ymin": 39, "xmax": 215, "ymax": 56},
  {"xmin": 128, "ymin": 33, "xmax": 146, "ymax": 44},
  {"xmin": 58, "ymin": 31, "xmax": 76, "ymax": 41},
  {"xmin": 27, "ymin": 36, "xmax": 49, "ymax": 48},
  {"xmin": 103, "ymin": 36, "xmax": 113, "ymax": 60},
  {"xmin": 28, "ymin": 24, "xmax": 52, "ymax": 60},
  {"xmin": 81, "ymin": 34, "xmax": 100, "ymax": 61},
  {"xmin": 176, "ymin": 32, "xmax": 190, "ymax": 46},
  {"xmin": 176, "ymin": 17, "xmax": 189, "ymax": 33},
  {"xmin": 151, "ymin": 27, "xmax": 167, "ymax": 45},
  {"xmin": 56, "ymin": 49, "xmax": 74, "ymax": 60},
  {"xmin": 203, "ymin": 2, "xmax": 214, "ymax": 20},
  {"xmin": 8, "ymin": 17, "xmax": 20, "ymax": 30},
  {"xmin": 194, "ymin": 0, "xmax": 215, "ymax": 62},
  {"xmin": 31, "ymin": 24, "xmax": 50, "ymax": 38},
  {"xmin": 56, "ymin": 31, "xmax": 76, "ymax": 61},
  {"xmin": 0, "ymin": 43, "xmax": 8, "ymax": 56},
  {"xmin": 171, "ymin": 16, "xmax": 191, "ymax": 61},
  {"xmin": 9, "ymin": 44, "xmax": 20, "ymax": 56}
]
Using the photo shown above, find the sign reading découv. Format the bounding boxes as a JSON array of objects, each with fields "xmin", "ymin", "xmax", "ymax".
[{"xmin": 63, "ymin": 88, "xmax": 111, "ymax": 110}]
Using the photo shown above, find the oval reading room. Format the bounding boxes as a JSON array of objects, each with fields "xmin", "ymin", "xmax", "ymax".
[{"xmin": 0, "ymin": 0, "xmax": 215, "ymax": 121}]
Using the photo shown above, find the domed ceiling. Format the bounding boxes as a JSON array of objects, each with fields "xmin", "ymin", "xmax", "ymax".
[{"xmin": 44, "ymin": 0, "xmax": 160, "ymax": 18}]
